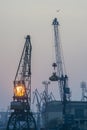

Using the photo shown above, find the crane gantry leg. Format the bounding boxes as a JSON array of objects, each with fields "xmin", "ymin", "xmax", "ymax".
[{"xmin": 7, "ymin": 111, "xmax": 36, "ymax": 130}]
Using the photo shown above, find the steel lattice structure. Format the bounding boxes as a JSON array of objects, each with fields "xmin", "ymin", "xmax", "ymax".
[
  {"xmin": 6, "ymin": 35, "xmax": 37, "ymax": 130},
  {"xmin": 49, "ymin": 18, "xmax": 71, "ymax": 116},
  {"xmin": 14, "ymin": 35, "xmax": 32, "ymax": 105}
]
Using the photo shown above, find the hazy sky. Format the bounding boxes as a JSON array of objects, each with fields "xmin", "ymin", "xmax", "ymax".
[{"xmin": 0, "ymin": 0, "xmax": 87, "ymax": 110}]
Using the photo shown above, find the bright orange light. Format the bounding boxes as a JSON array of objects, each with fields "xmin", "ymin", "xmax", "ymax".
[{"xmin": 14, "ymin": 84, "xmax": 26, "ymax": 97}]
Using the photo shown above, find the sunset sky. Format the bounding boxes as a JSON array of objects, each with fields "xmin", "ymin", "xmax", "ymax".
[{"xmin": 0, "ymin": 0, "xmax": 87, "ymax": 110}]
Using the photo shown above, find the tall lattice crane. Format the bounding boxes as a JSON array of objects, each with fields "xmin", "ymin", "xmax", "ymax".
[
  {"xmin": 6, "ymin": 35, "xmax": 36, "ymax": 130},
  {"xmin": 49, "ymin": 18, "xmax": 71, "ymax": 116},
  {"xmin": 14, "ymin": 35, "xmax": 32, "ymax": 105}
]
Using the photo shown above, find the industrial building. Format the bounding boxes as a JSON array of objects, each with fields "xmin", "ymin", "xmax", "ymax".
[
  {"xmin": 42, "ymin": 101, "xmax": 87, "ymax": 130},
  {"xmin": 0, "ymin": 111, "xmax": 10, "ymax": 130}
]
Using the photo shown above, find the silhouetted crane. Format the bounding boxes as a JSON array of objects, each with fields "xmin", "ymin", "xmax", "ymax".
[{"xmin": 6, "ymin": 35, "xmax": 37, "ymax": 130}]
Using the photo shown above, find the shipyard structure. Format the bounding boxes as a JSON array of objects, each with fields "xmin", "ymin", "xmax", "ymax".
[
  {"xmin": 42, "ymin": 101, "xmax": 87, "ymax": 130},
  {"xmin": 33, "ymin": 18, "xmax": 87, "ymax": 130},
  {"xmin": 0, "ymin": 18, "xmax": 87, "ymax": 130}
]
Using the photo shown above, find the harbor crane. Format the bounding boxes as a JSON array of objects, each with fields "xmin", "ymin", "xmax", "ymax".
[
  {"xmin": 32, "ymin": 81, "xmax": 55, "ymax": 130},
  {"xmin": 49, "ymin": 18, "xmax": 71, "ymax": 118},
  {"xmin": 6, "ymin": 35, "xmax": 36, "ymax": 130},
  {"xmin": 32, "ymin": 89, "xmax": 42, "ymax": 130}
]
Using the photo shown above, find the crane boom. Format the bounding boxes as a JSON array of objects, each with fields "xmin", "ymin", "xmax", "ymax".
[
  {"xmin": 49, "ymin": 18, "xmax": 71, "ymax": 116},
  {"xmin": 14, "ymin": 35, "xmax": 32, "ymax": 105},
  {"xmin": 52, "ymin": 18, "xmax": 64, "ymax": 77},
  {"xmin": 52, "ymin": 18, "xmax": 65, "ymax": 101},
  {"xmin": 15, "ymin": 35, "xmax": 32, "ymax": 81}
]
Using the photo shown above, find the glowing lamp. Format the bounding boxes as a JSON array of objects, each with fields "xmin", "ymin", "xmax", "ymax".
[{"xmin": 14, "ymin": 83, "xmax": 26, "ymax": 97}]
